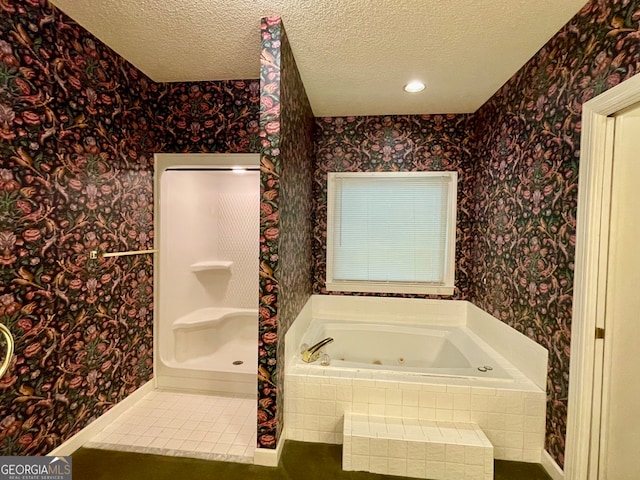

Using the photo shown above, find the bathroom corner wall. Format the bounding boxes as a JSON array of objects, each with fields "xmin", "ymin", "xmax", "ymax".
[
  {"xmin": 258, "ymin": 16, "xmax": 315, "ymax": 449},
  {"xmin": 470, "ymin": 0, "xmax": 640, "ymax": 468},
  {"xmin": 312, "ymin": 114, "xmax": 476, "ymax": 298},
  {"xmin": 0, "ymin": 0, "xmax": 260, "ymax": 455}
]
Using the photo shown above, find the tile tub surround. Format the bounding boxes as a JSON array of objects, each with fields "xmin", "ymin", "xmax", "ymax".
[
  {"xmin": 285, "ymin": 371, "xmax": 545, "ymax": 463},
  {"xmin": 86, "ymin": 390, "xmax": 257, "ymax": 463},
  {"xmin": 342, "ymin": 412, "xmax": 493, "ymax": 479},
  {"xmin": 284, "ymin": 295, "xmax": 547, "ymax": 462}
]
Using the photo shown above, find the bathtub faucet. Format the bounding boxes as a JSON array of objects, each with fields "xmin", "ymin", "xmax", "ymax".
[{"xmin": 302, "ymin": 337, "xmax": 334, "ymax": 363}]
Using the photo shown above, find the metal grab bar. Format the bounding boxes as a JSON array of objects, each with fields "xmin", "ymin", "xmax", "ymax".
[
  {"xmin": 0, "ymin": 323, "xmax": 14, "ymax": 380},
  {"xmin": 89, "ymin": 249, "xmax": 158, "ymax": 259},
  {"xmin": 102, "ymin": 249, "xmax": 157, "ymax": 258}
]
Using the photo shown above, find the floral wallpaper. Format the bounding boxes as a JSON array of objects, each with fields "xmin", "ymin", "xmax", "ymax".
[
  {"xmin": 160, "ymin": 80, "xmax": 260, "ymax": 153},
  {"xmin": 0, "ymin": 0, "xmax": 158, "ymax": 455},
  {"xmin": 312, "ymin": 114, "xmax": 476, "ymax": 299},
  {"xmin": 257, "ymin": 16, "xmax": 314, "ymax": 450},
  {"xmin": 3, "ymin": 0, "xmax": 638, "ymax": 467},
  {"xmin": 274, "ymin": 17, "xmax": 315, "ymax": 448},
  {"xmin": 0, "ymin": 0, "xmax": 259, "ymax": 456},
  {"xmin": 471, "ymin": 0, "xmax": 640, "ymax": 468}
]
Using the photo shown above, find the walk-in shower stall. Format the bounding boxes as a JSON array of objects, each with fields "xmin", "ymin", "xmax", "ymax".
[{"xmin": 154, "ymin": 154, "xmax": 259, "ymax": 395}]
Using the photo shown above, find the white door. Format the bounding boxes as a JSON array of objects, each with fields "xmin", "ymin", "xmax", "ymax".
[{"xmin": 599, "ymin": 101, "xmax": 640, "ymax": 479}]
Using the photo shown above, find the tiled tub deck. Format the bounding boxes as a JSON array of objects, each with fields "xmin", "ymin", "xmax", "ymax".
[{"xmin": 285, "ymin": 367, "xmax": 545, "ymax": 463}]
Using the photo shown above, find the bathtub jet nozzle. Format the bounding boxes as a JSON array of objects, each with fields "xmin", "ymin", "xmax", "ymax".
[{"xmin": 301, "ymin": 337, "xmax": 334, "ymax": 363}]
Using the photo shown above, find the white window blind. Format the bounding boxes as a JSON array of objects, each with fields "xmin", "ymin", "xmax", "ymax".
[{"xmin": 326, "ymin": 171, "xmax": 457, "ymax": 295}]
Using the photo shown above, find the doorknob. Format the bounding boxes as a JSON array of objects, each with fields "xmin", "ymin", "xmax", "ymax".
[{"xmin": 0, "ymin": 323, "xmax": 14, "ymax": 380}]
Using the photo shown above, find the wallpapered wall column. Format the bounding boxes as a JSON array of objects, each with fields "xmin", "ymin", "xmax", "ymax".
[
  {"xmin": 471, "ymin": 0, "xmax": 640, "ymax": 468},
  {"xmin": 312, "ymin": 114, "xmax": 476, "ymax": 299},
  {"xmin": 0, "ymin": 0, "xmax": 260, "ymax": 455},
  {"xmin": 258, "ymin": 16, "xmax": 314, "ymax": 449}
]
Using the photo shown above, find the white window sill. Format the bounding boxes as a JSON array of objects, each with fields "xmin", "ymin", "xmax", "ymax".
[{"xmin": 325, "ymin": 281, "xmax": 455, "ymax": 296}]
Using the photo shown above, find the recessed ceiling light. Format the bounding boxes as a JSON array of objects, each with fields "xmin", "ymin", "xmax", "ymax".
[{"xmin": 404, "ymin": 81, "xmax": 426, "ymax": 93}]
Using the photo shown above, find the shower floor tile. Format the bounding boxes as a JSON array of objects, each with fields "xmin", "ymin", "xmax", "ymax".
[{"xmin": 86, "ymin": 390, "xmax": 257, "ymax": 464}]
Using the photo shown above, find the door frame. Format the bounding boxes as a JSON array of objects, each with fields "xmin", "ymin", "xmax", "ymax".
[{"xmin": 565, "ymin": 72, "xmax": 640, "ymax": 479}]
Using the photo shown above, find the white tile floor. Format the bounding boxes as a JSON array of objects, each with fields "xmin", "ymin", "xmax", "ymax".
[{"xmin": 86, "ymin": 390, "xmax": 257, "ymax": 463}]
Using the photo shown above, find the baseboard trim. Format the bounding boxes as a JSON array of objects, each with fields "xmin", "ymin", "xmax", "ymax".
[
  {"xmin": 253, "ymin": 428, "xmax": 286, "ymax": 467},
  {"xmin": 542, "ymin": 449, "xmax": 565, "ymax": 480},
  {"xmin": 48, "ymin": 381, "xmax": 155, "ymax": 456}
]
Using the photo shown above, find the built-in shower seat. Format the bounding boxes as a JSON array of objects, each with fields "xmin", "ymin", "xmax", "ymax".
[{"xmin": 172, "ymin": 307, "xmax": 257, "ymax": 364}]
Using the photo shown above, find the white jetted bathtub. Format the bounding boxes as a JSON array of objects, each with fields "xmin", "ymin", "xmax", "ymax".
[
  {"xmin": 285, "ymin": 298, "xmax": 547, "ymax": 461},
  {"xmin": 297, "ymin": 320, "xmax": 511, "ymax": 381}
]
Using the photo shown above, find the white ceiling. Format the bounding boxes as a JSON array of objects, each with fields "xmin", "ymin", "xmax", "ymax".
[{"xmin": 50, "ymin": 0, "xmax": 588, "ymax": 117}]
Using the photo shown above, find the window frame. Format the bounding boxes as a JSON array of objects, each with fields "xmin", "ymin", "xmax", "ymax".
[{"xmin": 325, "ymin": 171, "xmax": 457, "ymax": 295}]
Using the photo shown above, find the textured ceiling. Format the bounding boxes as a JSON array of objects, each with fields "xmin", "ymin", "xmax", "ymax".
[{"xmin": 50, "ymin": 0, "xmax": 588, "ymax": 116}]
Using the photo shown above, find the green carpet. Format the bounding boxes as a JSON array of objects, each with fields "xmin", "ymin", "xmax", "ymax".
[{"xmin": 71, "ymin": 441, "xmax": 552, "ymax": 480}]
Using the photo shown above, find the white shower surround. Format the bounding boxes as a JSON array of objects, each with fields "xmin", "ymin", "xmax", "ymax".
[
  {"xmin": 284, "ymin": 295, "xmax": 548, "ymax": 463},
  {"xmin": 154, "ymin": 153, "xmax": 260, "ymax": 395}
]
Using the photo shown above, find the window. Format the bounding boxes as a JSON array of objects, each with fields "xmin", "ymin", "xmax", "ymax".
[{"xmin": 326, "ymin": 171, "xmax": 457, "ymax": 295}]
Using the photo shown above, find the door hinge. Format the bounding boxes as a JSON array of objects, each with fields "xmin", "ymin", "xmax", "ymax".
[{"xmin": 595, "ymin": 327, "xmax": 605, "ymax": 339}]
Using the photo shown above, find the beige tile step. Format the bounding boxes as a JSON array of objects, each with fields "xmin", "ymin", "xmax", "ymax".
[{"xmin": 343, "ymin": 412, "xmax": 493, "ymax": 480}]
